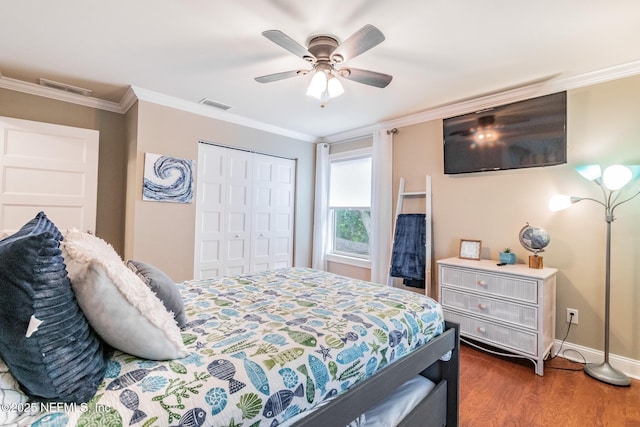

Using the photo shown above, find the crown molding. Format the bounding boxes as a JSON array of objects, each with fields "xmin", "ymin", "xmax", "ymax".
[
  {"xmin": 0, "ymin": 75, "xmax": 316, "ymax": 142},
  {"xmin": 4, "ymin": 58, "xmax": 640, "ymax": 145},
  {"xmin": 129, "ymin": 86, "xmax": 316, "ymax": 143},
  {"xmin": 119, "ymin": 86, "xmax": 139, "ymax": 113},
  {"xmin": 323, "ymin": 59, "xmax": 640, "ymax": 143},
  {"xmin": 0, "ymin": 75, "xmax": 123, "ymax": 113}
]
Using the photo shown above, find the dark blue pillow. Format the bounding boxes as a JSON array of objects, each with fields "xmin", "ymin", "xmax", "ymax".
[{"xmin": 0, "ymin": 212, "xmax": 106, "ymax": 402}]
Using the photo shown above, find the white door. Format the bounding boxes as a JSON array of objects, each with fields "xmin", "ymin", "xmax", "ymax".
[
  {"xmin": 194, "ymin": 145, "xmax": 227, "ymax": 278},
  {"xmin": 273, "ymin": 158, "xmax": 295, "ymax": 268},
  {"xmin": 0, "ymin": 116, "xmax": 99, "ymax": 234},
  {"xmin": 194, "ymin": 144, "xmax": 295, "ymax": 279},
  {"xmin": 225, "ymin": 148, "xmax": 253, "ymax": 275},
  {"xmin": 194, "ymin": 144, "xmax": 252, "ymax": 278},
  {"xmin": 251, "ymin": 153, "xmax": 295, "ymax": 271}
]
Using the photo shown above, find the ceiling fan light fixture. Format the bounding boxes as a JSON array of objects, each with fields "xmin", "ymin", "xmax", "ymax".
[
  {"xmin": 257, "ymin": 25, "xmax": 390, "ymax": 106},
  {"xmin": 306, "ymin": 70, "xmax": 327, "ymax": 99},
  {"xmin": 327, "ymin": 74, "xmax": 344, "ymax": 98},
  {"xmin": 307, "ymin": 69, "xmax": 344, "ymax": 106},
  {"xmin": 474, "ymin": 129, "xmax": 498, "ymax": 144}
]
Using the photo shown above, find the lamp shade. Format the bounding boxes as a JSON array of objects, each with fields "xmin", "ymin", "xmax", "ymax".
[
  {"xmin": 548, "ymin": 194, "xmax": 573, "ymax": 211},
  {"xmin": 602, "ymin": 165, "xmax": 632, "ymax": 190},
  {"xmin": 576, "ymin": 164, "xmax": 602, "ymax": 181},
  {"xmin": 628, "ymin": 165, "xmax": 640, "ymax": 180},
  {"xmin": 327, "ymin": 75, "xmax": 344, "ymax": 98},
  {"xmin": 306, "ymin": 71, "xmax": 327, "ymax": 99}
]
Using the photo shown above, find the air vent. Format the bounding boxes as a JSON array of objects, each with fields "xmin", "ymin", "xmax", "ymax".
[
  {"xmin": 39, "ymin": 78, "xmax": 93, "ymax": 97},
  {"xmin": 199, "ymin": 98, "xmax": 232, "ymax": 111}
]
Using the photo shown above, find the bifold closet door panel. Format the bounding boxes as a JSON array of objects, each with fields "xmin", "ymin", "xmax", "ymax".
[
  {"xmin": 195, "ymin": 144, "xmax": 295, "ymax": 279},
  {"xmin": 224, "ymin": 149, "xmax": 253, "ymax": 275},
  {"xmin": 251, "ymin": 153, "xmax": 295, "ymax": 272},
  {"xmin": 195, "ymin": 145, "xmax": 252, "ymax": 278}
]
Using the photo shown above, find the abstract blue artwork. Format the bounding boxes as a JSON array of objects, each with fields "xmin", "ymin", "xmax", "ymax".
[{"xmin": 143, "ymin": 153, "xmax": 194, "ymax": 203}]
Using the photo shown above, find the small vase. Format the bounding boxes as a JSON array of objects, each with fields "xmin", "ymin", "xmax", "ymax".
[{"xmin": 499, "ymin": 252, "xmax": 516, "ymax": 264}]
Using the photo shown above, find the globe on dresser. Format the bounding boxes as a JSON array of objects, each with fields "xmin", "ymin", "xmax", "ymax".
[{"xmin": 519, "ymin": 222, "xmax": 550, "ymax": 268}]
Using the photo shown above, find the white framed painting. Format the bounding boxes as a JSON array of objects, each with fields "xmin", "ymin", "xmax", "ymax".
[{"xmin": 143, "ymin": 153, "xmax": 194, "ymax": 203}]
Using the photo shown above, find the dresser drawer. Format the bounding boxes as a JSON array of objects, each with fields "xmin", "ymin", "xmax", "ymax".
[
  {"xmin": 440, "ymin": 266, "xmax": 537, "ymax": 303},
  {"xmin": 441, "ymin": 287, "xmax": 537, "ymax": 329},
  {"xmin": 444, "ymin": 309, "xmax": 537, "ymax": 356}
]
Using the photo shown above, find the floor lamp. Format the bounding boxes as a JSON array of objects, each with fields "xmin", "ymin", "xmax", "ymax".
[{"xmin": 549, "ymin": 164, "xmax": 640, "ymax": 387}]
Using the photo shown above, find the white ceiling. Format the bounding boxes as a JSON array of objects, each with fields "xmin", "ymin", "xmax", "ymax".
[{"xmin": 2, "ymin": 0, "xmax": 640, "ymax": 140}]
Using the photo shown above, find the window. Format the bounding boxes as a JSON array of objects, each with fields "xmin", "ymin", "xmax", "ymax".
[{"xmin": 329, "ymin": 154, "xmax": 372, "ymax": 260}]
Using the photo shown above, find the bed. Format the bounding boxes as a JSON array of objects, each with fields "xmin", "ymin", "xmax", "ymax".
[{"xmin": 0, "ymin": 214, "xmax": 458, "ymax": 427}]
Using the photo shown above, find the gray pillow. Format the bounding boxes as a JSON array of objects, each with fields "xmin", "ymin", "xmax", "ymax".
[
  {"xmin": 0, "ymin": 212, "xmax": 106, "ymax": 402},
  {"xmin": 126, "ymin": 260, "xmax": 187, "ymax": 328}
]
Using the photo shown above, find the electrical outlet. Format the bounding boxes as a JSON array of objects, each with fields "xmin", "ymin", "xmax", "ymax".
[{"xmin": 566, "ymin": 308, "xmax": 579, "ymax": 324}]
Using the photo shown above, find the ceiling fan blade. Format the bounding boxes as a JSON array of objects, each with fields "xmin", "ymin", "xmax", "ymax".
[
  {"xmin": 340, "ymin": 68, "xmax": 393, "ymax": 88},
  {"xmin": 262, "ymin": 30, "xmax": 314, "ymax": 60},
  {"xmin": 331, "ymin": 24, "xmax": 385, "ymax": 62},
  {"xmin": 255, "ymin": 70, "xmax": 307, "ymax": 83}
]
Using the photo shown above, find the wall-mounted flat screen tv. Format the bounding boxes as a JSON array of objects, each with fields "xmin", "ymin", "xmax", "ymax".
[{"xmin": 443, "ymin": 91, "xmax": 567, "ymax": 174}]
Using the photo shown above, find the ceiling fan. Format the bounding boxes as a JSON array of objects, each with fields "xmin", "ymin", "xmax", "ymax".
[{"xmin": 255, "ymin": 25, "xmax": 393, "ymax": 106}]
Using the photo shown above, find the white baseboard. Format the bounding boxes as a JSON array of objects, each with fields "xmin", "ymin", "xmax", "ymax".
[{"xmin": 553, "ymin": 340, "xmax": 640, "ymax": 381}]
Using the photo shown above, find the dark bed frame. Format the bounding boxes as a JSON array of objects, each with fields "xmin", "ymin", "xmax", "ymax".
[{"xmin": 293, "ymin": 321, "xmax": 460, "ymax": 427}]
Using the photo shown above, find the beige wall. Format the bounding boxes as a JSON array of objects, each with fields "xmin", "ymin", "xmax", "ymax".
[
  {"xmin": 126, "ymin": 100, "xmax": 316, "ymax": 281},
  {"xmin": 392, "ymin": 74, "xmax": 640, "ymax": 360},
  {"xmin": 327, "ymin": 261, "xmax": 370, "ymax": 281},
  {"xmin": 124, "ymin": 101, "xmax": 139, "ymax": 258},
  {"xmin": 0, "ymin": 88, "xmax": 127, "ymax": 254},
  {"xmin": 329, "ymin": 137, "xmax": 372, "ymax": 155}
]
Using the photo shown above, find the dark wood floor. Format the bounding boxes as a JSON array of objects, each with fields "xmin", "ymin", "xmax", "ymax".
[{"xmin": 459, "ymin": 343, "xmax": 640, "ymax": 426}]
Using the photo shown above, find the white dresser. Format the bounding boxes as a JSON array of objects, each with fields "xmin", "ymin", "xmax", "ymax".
[{"xmin": 437, "ymin": 257, "xmax": 557, "ymax": 375}]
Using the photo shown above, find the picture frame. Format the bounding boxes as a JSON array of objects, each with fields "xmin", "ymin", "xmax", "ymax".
[
  {"xmin": 143, "ymin": 153, "xmax": 194, "ymax": 204},
  {"xmin": 459, "ymin": 239, "xmax": 482, "ymax": 260}
]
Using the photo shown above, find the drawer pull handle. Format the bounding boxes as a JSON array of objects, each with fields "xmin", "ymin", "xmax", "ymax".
[
  {"xmin": 477, "ymin": 280, "xmax": 487, "ymax": 287},
  {"xmin": 477, "ymin": 327, "xmax": 487, "ymax": 334},
  {"xmin": 477, "ymin": 303, "xmax": 487, "ymax": 310}
]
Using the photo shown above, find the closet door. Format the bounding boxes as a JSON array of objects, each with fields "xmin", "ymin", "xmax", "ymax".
[
  {"xmin": 194, "ymin": 144, "xmax": 252, "ymax": 279},
  {"xmin": 224, "ymin": 149, "xmax": 253, "ymax": 275},
  {"xmin": 0, "ymin": 116, "xmax": 99, "ymax": 234},
  {"xmin": 251, "ymin": 153, "xmax": 295, "ymax": 271},
  {"xmin": 194, "ymin": 144, "xmax": 295, "ymax": 279},
  {"xmin": 194, "ymin": 145, "xmax": 225, "ymax": 278}
]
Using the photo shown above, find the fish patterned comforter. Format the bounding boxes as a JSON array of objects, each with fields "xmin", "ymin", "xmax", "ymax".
[{"xmin": 22, "ymin": 268, "xmax": 445, "ymax": 427}]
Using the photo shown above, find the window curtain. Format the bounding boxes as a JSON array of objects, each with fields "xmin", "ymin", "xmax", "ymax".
[
  {"xmin": 312, "ymin": 143, "xmax": 330, "ymax": 271},
  {"xmin": 370, "ymin": 129, "xmax": 393, "ymax": 284}
]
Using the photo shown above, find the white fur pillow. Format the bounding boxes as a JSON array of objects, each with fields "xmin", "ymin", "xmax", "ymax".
[{"xmin": 61, "ymin": 229, "xmax": 187, "ymax": 360}]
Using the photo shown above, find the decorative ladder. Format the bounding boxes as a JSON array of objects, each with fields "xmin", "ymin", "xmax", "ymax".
[{"xmin": 387, "ymin": 176, "xmax": 433, "ymax": 296}]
